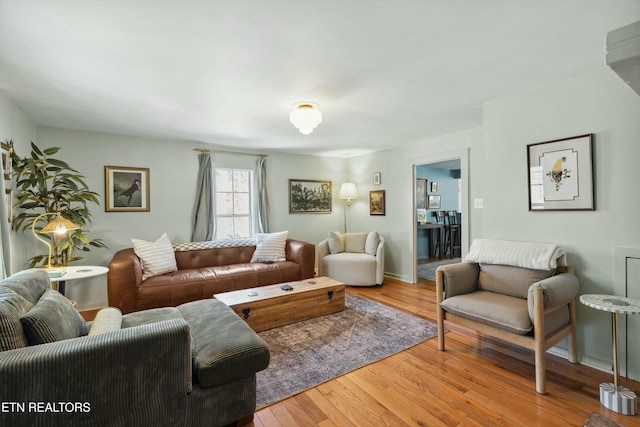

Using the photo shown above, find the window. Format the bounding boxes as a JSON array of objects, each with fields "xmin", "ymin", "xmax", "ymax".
[{"xmin": 214, "ymin": 169, "xmax": 252, "ymax": 239}]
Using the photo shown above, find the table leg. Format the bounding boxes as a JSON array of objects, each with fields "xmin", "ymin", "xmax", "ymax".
[
  {"xmin": 58, "ymin": 280, "xmax": 66, "ymax": 296},
  {"xmin": 599, "ymin": 312, "xmax": 637, "ymax": 415}
]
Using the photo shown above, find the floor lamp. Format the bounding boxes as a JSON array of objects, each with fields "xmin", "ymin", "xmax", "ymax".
[{"xmin": 339, "ymin": 183, "xmax": 358, "ymax": 233}]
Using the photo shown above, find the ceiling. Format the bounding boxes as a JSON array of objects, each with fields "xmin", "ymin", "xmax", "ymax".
[{"xmin": 1, "ymin": 1, "xmax": 638, "ymax": 158}]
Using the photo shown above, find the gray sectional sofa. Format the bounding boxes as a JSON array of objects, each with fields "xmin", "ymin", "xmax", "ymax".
[{"xmin": 0, "ymin": 269, "xmax": 270, "ymax": 427}]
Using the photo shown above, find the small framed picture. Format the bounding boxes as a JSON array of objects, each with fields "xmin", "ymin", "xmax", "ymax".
[
  {"xmin": 416, "ymin": 208, "xmax": 427, "ymax": 224},
  {"xmin": 428, "ymin": 195, "xmax": 441, "ymax": 209},
  {"xmin": 527, "ymin": 134, "xmax": 594, "ymax": 211},
  {"xmin": 289, "ymin": 179, "xmax": 332, "ymax": 213},
  {"xmin": 369, "ymin": 190, "xmax": 385, "ymax": 215},
  {"xmin": 373, "ymin": 172, "xmax": 381, "ymax": 186},
  {"xmin": 105, "ymin": 166, "xmax": 150, "ymax": 212},
  {"xmin": 431, "ymin": 181, "xmax": 439, "ymax": 193},
  {"xmin": 1, "ymin": 142, "xmax": 13, "ymax": 180}
]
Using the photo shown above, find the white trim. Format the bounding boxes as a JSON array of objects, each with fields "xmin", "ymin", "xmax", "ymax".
[{"xmin": 613, "ymin": 246, "xmax": 640, "ymax": 379}]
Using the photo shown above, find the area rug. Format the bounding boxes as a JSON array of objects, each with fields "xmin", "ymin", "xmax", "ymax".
[
  {"xmin": 417, "ymin": 257, "xmax": 461, "ymax": 281},
  {"xmin": 255, "ymin": 293, "xmax": 438, "ymax": 408},
  {"xmin": 584, "ymin": 412, "xmax": 626, "ymax": 427}
]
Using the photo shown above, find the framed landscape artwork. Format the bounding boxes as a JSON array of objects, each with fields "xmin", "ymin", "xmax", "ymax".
[
  {"xmin": 416, "ymin": 178, "xmax": 427, "ymax": 209},
  {"xmin": 369, "ymin": 190, "xmax": 385, "ymax": 215},
  {"xmin": 289, "ymin": 179, "xmax": 332, "ymax": 213},
  {"xmin": 105, "ymin": 166, "xmax": 150, "ymax": 212},
  {"xmin": 428, "ymin": 194, "xmax": 441, "ymax": 209},
  {"xmin": 527, "ymin": 134, "xmax": 594, "ymax": 211}
]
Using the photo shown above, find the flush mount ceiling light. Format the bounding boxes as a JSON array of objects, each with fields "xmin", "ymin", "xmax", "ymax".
[{"xmin": 289, "ymin": 102, "xmax": 322, "ymax": 135}]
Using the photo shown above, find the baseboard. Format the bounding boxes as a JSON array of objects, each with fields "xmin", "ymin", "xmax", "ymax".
[
  {"xmin": 547, "ymin": 346, "xmax": 614, "ymax": 377},
  {"xmin": 383, "ymin": 272, "xmax": 412, "ymax": 282}
]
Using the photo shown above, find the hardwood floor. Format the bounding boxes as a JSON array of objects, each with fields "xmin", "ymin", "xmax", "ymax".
[{"xmin": 252, "ymin": 276, "xmax": 640, "ymax": 426}]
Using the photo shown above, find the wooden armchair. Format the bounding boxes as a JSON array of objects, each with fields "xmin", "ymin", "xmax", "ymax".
[{"xmin": 435, "ymin": 239, "xmax": 579, "ymax": 394}]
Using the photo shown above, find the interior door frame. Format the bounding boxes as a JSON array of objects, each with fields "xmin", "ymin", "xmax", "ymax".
[
  {"xmin": 614, "ymin": 246, "xmax": 640, "ymax": 379},
  {"xmin": 410, "ymin": 148, "xmax": 469, "ymax": 283}
]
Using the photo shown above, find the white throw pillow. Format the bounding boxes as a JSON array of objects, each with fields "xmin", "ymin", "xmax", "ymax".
[
  {"xmin": 365, "ymin": 231, "xmax": 380, "ymax": 256},
  {"xmin": 327, "ymin": 231, "xmax": 344, "ymax": 254},
  {"xmin": 132, "ymin": 233, "xmax": 178, "ymax": 280},
  {"xmin": 344, "ymin": 232, "xmax": 367, "ymax": 253},
  {"xmin": 251, "ymin": 231, "xmax": 288, "ymax": 262}
]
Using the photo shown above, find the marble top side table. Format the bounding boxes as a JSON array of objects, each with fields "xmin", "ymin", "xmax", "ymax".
[{"xmin": 580, "ymin": 294, "xmax": 640, "ymax": 416}]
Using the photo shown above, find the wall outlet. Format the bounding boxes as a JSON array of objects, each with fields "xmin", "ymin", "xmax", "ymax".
[{"xmin": 474, "ymin": 198, "xmax": 484, "ymax": 209}]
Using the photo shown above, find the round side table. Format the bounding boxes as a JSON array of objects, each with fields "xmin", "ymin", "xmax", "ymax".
[
  {"xmin": 47, "ymin": 266, "xmax": 109, "ymax": 296},
  {"xmin": 580, "ymin": 294, "xmax": 640, "ymax": 416}
]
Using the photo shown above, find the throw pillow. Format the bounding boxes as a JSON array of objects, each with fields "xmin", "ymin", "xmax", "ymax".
[
  {"xmin": 88, "ymin": 307, "xmax": 123, "ymax": 336},
  {"xmin": 251, "ymin": 231, "xmax": 288, "ymax": 263},
  {"xmin": 327, "ymin": 231, "xmax": 344, "ymax": 254},
  {"xmin": 478, "ymin": 264, "xmax": 555, "ymax": 299},
  {"xmin": 20, "ymin": 289, "xmax": 85, "ymax": 345},
  {"xmin": 0, "ymin": 291, "xmax": 32, "ymax": 351},
  {"xmin": 132, "ymin": 232, "xmax": 178, "ymax": 280},
  {"xmin": 365, "ymin": 231, "xmax": 380, "ymax": 256},
  {"xmin": 344, "ymin": 232, "xmax": 367, "ymax": 253}
]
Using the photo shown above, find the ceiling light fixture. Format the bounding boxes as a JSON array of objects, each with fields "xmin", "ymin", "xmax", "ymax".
[{"xmin": 289, "ymin": 102, "xmax": 322, "ymax": 135}]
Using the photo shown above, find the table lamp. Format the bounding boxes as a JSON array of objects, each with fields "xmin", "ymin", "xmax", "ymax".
[{"xmin": 31, "ymin": 212, "xmax": 80, "ymax": 269}]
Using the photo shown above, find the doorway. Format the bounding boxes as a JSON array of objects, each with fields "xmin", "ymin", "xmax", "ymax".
[{"xmin": 411, "ymin": 149, "xmax": 469, "ymax": 283}]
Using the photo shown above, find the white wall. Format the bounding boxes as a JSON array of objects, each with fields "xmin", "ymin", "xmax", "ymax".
[
  {"xmin": 11, "ymin": 127, "xmax": 348, "ymax": 308},
  {"xmin": 0, "ymin": 91, "xmax": 37, "ymax": 276},
  {"xmin": 4, "ymin": 66, "xmax": 637, "ymax": 371},
  {"xmin": 482, "ymin": 66, "xmax": 640, "ymax": 369},
  {"xmin": 347, "ymin": 127, "xmax": 483, "ymax": 281}
]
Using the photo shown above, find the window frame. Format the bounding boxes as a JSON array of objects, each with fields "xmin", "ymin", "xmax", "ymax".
[{"xmin": 213, "ymin": 167, "xmax": 254, "ymax": 240}]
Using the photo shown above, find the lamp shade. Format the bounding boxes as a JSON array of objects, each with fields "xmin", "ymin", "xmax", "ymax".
[
  {"xmin": 31, "ymin": 212, "xmax": 80, "ymax": 269},
  {"xmin": 40, "ymin": 213, "xmax": 80, "ymax": 234},
  {"xmin": 339, "ymin": 183, "xmax": 358, "ymax": 201},
  {"xmin": 290, "ymin": 103, "xmax": 322, "ymax": 135}
]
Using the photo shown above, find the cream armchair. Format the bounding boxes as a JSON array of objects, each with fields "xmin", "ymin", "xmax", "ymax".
[
  {"xmin": 435, "ymin": 239, "xmax": 579, "ymax": 394},
  {"xmin": 317, "ymin": 231, "xmax": 384, "ymax": 286}
]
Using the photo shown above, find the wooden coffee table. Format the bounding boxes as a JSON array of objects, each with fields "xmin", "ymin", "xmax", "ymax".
[{"xmin": 214, "ymin": 276, "xmax": 345, "ymax": 332}]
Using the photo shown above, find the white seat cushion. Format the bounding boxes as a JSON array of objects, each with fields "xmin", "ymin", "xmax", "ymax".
[{"xmin": 322, "ymin": 253, "xmax": 377, "ymax": 286}]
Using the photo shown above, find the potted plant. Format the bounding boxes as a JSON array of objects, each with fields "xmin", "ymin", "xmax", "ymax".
[{"xmin": 11, "ymin": 142, "xmax": 106, "ymax": 267}]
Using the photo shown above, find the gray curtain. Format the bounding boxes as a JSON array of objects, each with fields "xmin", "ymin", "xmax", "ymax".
[
  {"xmin": 0, "ymin": 158, "xmax": 11, "ymax": 278},
  {"xmin": 256, "ymin": 156, "xmax": 270, "ymax": 233},
  {"xmin": 191, "ymin": 153, "xmax": 214, "ymax": 242}
]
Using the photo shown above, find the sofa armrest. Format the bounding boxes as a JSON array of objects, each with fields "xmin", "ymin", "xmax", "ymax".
[
  {"xmin": 108, "ymin": 248, "xmax": 143, "ymax": 314},
  {"xmin": 375, "ymin": 237, "xmax": 385, "ymax": 285},
  {"xmin": 177, "ymin": 299, "xmax": 270, "ymax": 388},
  {"xmin": 527, "ymin": 272, "xmax": 579, "ymax": 320},
  {"xmin": 286, "ymin": 238, "xmax": 316, "ymax": 279},
  {"xmin": 0, "ymin": 319, "xmax": 191, "ymax": 426},
  {"xmin": 437, "ymin": 262, "xmax": 480, "ymax": 299}
]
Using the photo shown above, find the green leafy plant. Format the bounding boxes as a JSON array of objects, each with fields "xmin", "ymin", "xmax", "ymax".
[{"xmin": 11, "ymin": 142, "xmax": 107, "ymax": 267}]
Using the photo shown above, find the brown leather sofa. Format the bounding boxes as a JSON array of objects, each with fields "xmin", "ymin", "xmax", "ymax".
[{"xmin": 108, "ymin": 238, "xmax": 316, "ymax": 314}]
